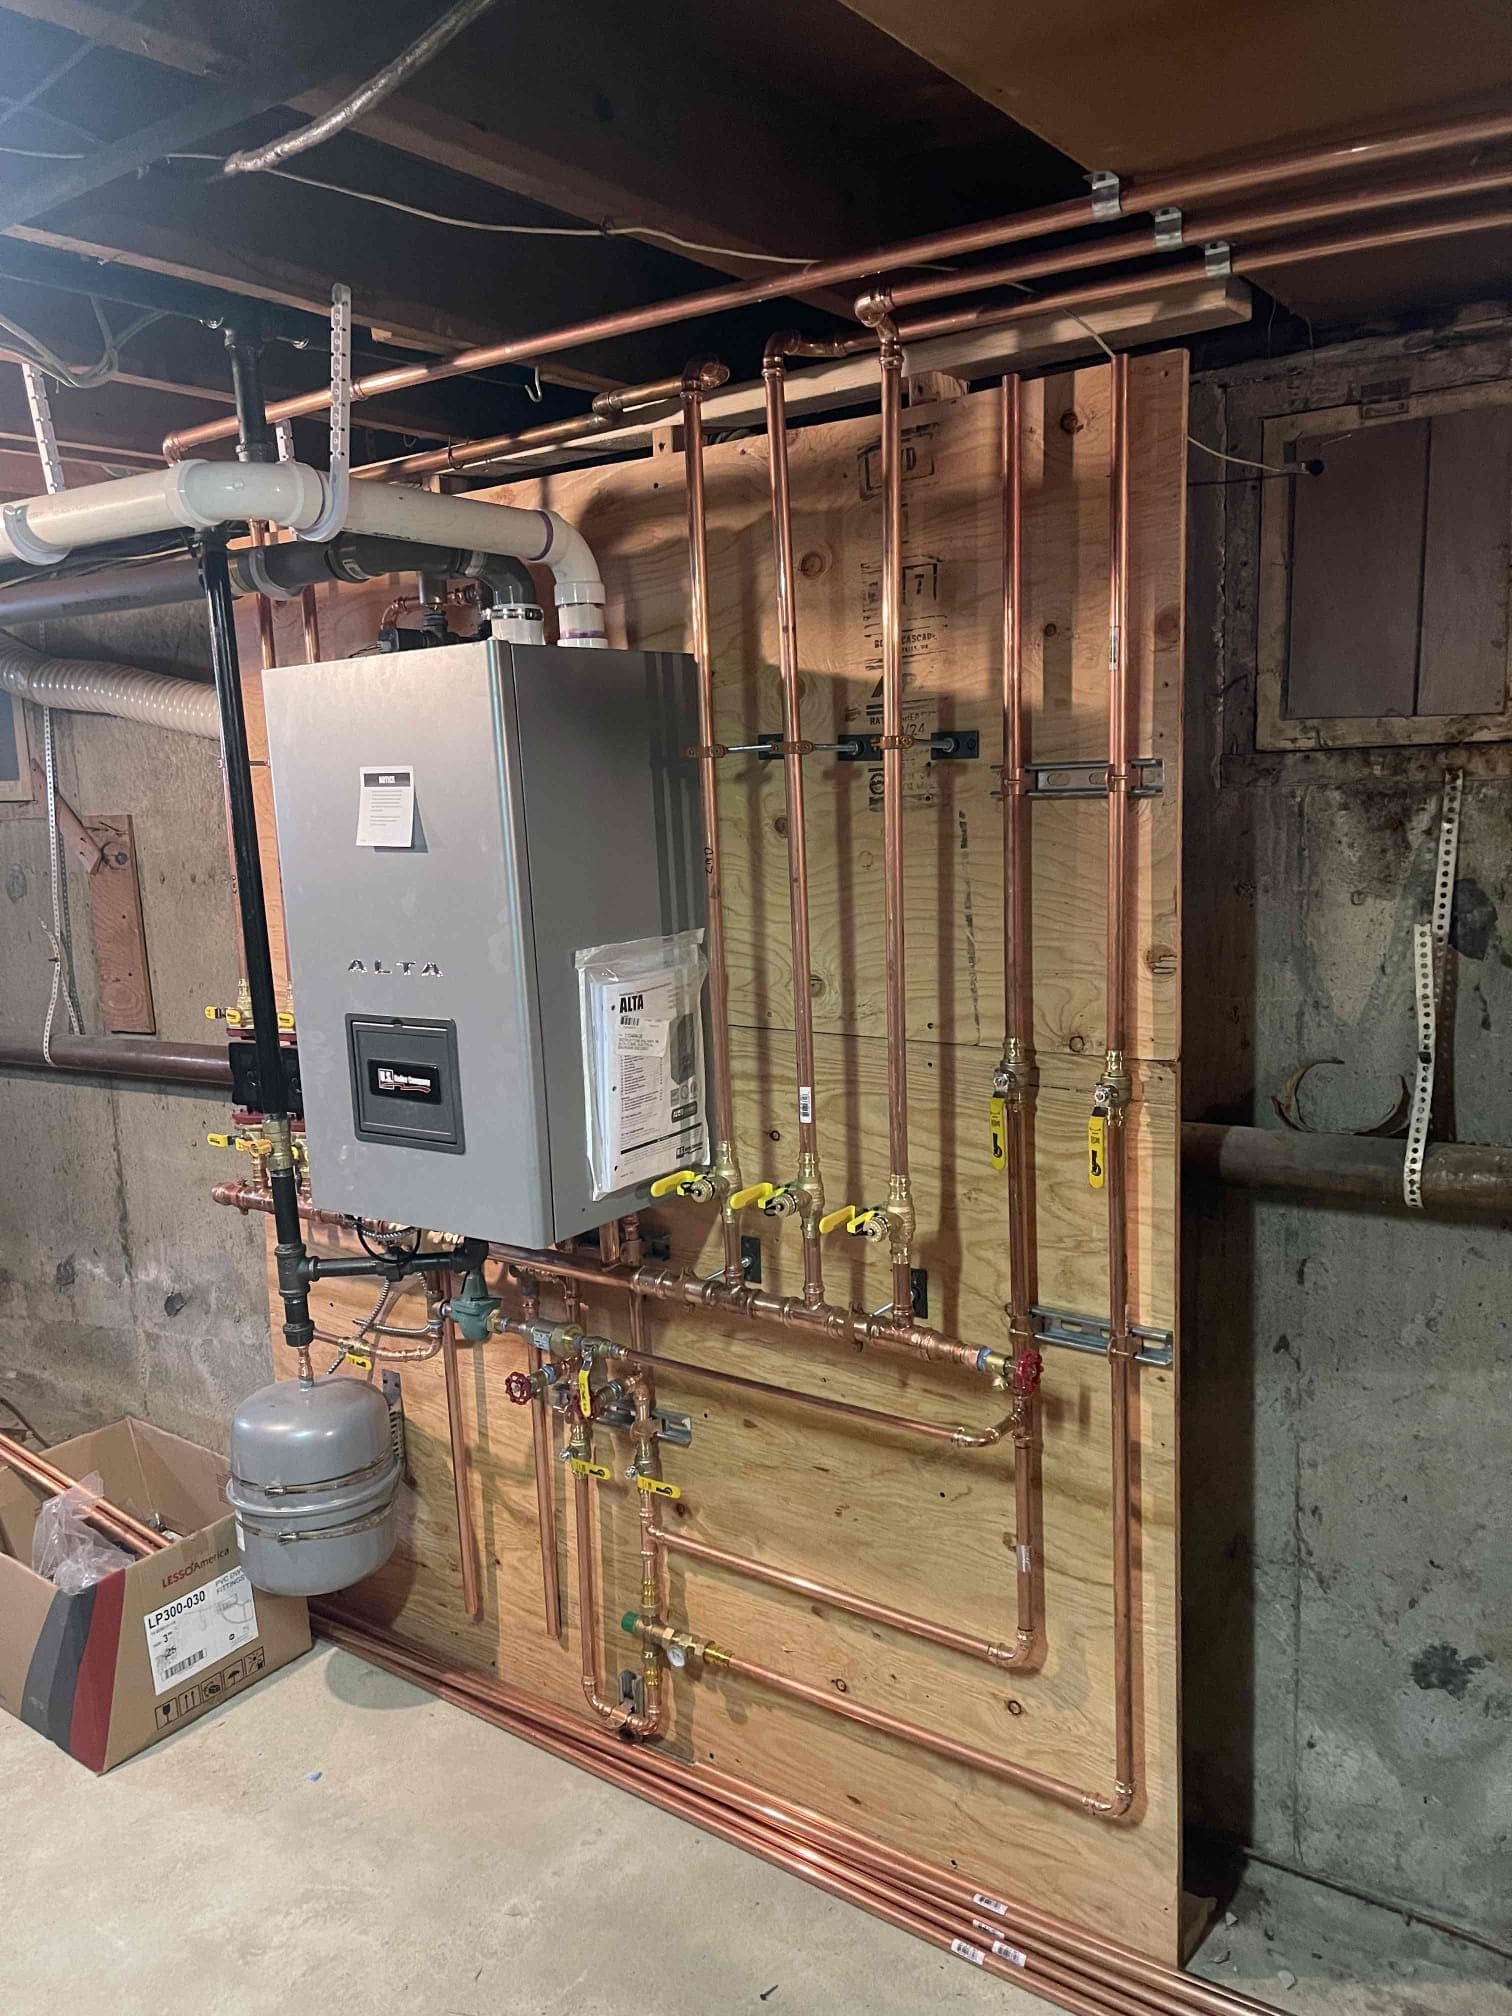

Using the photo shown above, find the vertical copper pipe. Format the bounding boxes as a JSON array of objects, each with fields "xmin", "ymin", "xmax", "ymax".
[
  {"xmin": 761, "ymin": 337, "xmax": 826, "ymax": 1303},
  {"xmin": 876, "ymin": 322, "xmax": 916, "ymax": 1314},
  {"xmin": 440, "ymin": 1282, "xmax": 482, "ymax": 1623},
  {"xmin": 680, "ymin": 363, "xmax": 745, "ymax": 1286},
  {"xmin": 1099, "ymin": 351, "xmax": 1137, "ymax": 1813},
  {"xmin": 999, "ymin": 374, "xmax": 1040, "ymax": 1657},
  {"xmin": 300, "ymin": 583, "xmax": 322, "ymax": 661}
]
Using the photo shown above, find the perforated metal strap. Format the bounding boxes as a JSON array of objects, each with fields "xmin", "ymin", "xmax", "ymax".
[{"xmin": 1403, "ymin": 770, "xmax": 1463, "ymax": 1209}]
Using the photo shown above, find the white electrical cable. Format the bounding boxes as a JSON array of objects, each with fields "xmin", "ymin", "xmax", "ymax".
[{"xmin": 0, "ymin": 144, "xmax": 821, "ymax": 268}]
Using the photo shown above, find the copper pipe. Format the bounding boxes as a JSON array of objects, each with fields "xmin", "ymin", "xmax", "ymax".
[
  {"xmin": 572, "ymin": 1454, "xmax": 661, "ymax": 1737},
  {"xmin": 439, "ymin": 1280, "xmax": 482, "ymax": 1623},
  {"xmin": 999, "ymin": 374, "xmax": 1041, "ymax": 1654},
  {"xmin": 632, "ymin": 1617, "xmax": 1125, "ymax": 1818},
  {"xmin": 246, "ymin": 524, "xmax": 277, "ymax": 672},
  {"xmin": 321, "ymin": 1618, "xmax": 1140, "ymax": 2016},
  {"xmin": 488, "ymin": 1239, "xmax": 998, "ymax": 1375},
  {"xmin": 761, "ymin": 334, "xmax": 827, "ymax": 1301},
  {"xmin": 1101, "ymin": 354, "xmax": 1138, "ymax": 1815},
  {"xmin": 876, "ymin": 321, "xmax": 916, "ymax": 1315},
  {"xmin": 300, "ymin": 583, "xmax": 321, "ymax": 661},
  {"xmin": 875, "ymin": 160, "xmax": 1512, "ymax": 317},
  {"xmin": 681, "ymin": 361, "xmax": 745, "ymax": 1285},
  {"xmin": 616, "ymin": 1343, "xmax": 1002, "ymax": 1444},
  {"xmin": 355, "ymin": 365, "xmax": 728, "ymax": 482},
  {"xmin": 210, "ymin": 1183, "xmax": 988, "ymax": 1387},
  {"xmin": 655, "ymin": 1526, "xmax": 1025, "ymax": 1669},
  {"xmin": 321, "ymin": 1607, "xmax": 1273, "ymax": 2016},
  {"xmin": 0, "ymin": 1432, "xmax": 165, "ymax": 1555},
  {"xmin": 161, "ymin": 103, "xmax": 1512, "ymax": 459},
  {"xmin": 0, "ymin": 1034, "xmax": 233, "ymax": 1086}
]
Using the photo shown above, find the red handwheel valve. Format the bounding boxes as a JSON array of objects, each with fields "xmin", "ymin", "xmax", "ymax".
[
  {"xmin": 1012, "ymin": 1347, "xmax": 1044, "ymax": 1397},
  {"xmin": 504, "ymin": 1370, "xmax": 534, "ymax": 1406}
]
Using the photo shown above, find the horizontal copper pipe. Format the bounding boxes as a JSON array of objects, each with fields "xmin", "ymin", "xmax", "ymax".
[
  {"xmin": 0, "ymin": 1431, "xmax": 166, "ymax": 1555},
  {"xmin": 877, "ymin": 160, "xmax": 1512, "ymax": 315},
  {"xmin": 617, "ymin": 1344, "xmax": 1001, "ymax": 1444},
  {"xmin": 490, "ymin": 1241, "xmax": 993, "ymax": 1375},
  {"xmin": 656, "ymin": 1526, "xmax": 1025, "ymax": 1668},
  {"xmin": 713, "ymin": 1637, "xmax": 1126, "ymax": 1816},
  {"xmin": 355, "ymin": 364, "xmax": 727, "ymax": 481},
  {"xmin": 160, "ymin": 103, "xmax": 1512, "ymax": 457},
  {"xmin": 320, "ymin": 1608, "xmax": 1275, "ymax": 2016}
]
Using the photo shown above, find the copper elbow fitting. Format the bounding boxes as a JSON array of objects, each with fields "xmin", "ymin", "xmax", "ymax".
[{"xmin": 853, "ymin": 285, "xmax": 896, "ymax": 328}]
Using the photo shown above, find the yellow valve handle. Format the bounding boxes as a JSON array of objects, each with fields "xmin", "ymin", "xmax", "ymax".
[
  {"xmin": 649, "ymin": 1169, "xmax": 698, "ymax": 1199},
  {"xmin": 819, "ymin": 1203, "xmax": 857, "ymax": 1236},
  {"xmin": 276, "ymin": 1010, "xmax": 295, "ymax": 1031},
  {"xmin": 729, "ymin": 1181, "xmax": 775, "ymax": 1211},
  {"xmin": 577, "ymin": 1366, "xmax": 594, "ymax": 1415},
  {"xmin": 989, "ymin": 1095, "xmax": 1007, "ymax": 1172},
  {"xmin": 636, "ymin": 1476, "xmax": 682, "ymax": 1500},
  {"xmin": 1087, "ymin": 1114, "xmax": 1107, "ymax": 1190},
  {"xmin": 343, "ymin": 1349, "xmax": 374, "ymax": 1372},
  {"xmin": 569, "ymin": 1457, "xmax": 612, "ymax": 1482},
  {"xmin": 205, "ymin": 1132, "xmax": 233, "ymax": 1150},
  {"xmin": 224, "ymin": 1008, "xmax": 244, "ymax": 1027},
  {"xmin": 234, "ymin": 1137, "xmax": 272, "ymax": 1155},
  {"xmin": 204, "ymin": 1005, "xmax": 220, "ymax": 1022}
]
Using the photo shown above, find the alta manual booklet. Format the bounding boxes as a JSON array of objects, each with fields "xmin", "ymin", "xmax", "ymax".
[{"xmin": 577, "ymin": 929, "xmax": 708, "ymax": 1197}]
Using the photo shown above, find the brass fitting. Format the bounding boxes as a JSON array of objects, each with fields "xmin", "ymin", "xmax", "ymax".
[
  {"xmin": 263, "ymin": 1115, "xmax": 295, "ymax": 1177},
  {"xmin": 994, "ymin": 1036, "xmax": 1039, "ymax": 1108},
  {"xmin": 885, "ymin": 1171, "xmax": 916, "ymax": 1272},
  {"xmin": 626, "ymin": 1614, "xmax": 731, "ymax": 1671},
  {"xmin": 1098, "ymin": 1049, "xmax": 1132, "ymax": 1113}
]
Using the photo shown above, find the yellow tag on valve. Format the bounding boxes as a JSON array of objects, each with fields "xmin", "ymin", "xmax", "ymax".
[
  {"xmin": 636, "ymin": 1476, "xmax": 682, "ymax": 1500},
  {"xmin": 989, "ymin": 1095, "xmax": 1007, "ymax": 1172},
  {"xmin": 1087, "ymin": 1114, "xmax": 1106, "ymax": 1190},
  {"xmin": 568, "ymin": 1457, "xmax": 612, "ymax": 1482},
  {"xmin": 577, "ymin": 1366, "xmax": 594, "ymax": 1416}
]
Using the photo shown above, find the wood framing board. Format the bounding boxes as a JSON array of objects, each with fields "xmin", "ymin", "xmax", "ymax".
[{"xmin": 243, "ymin": 354, "xmax": 1186, "ymax": 1958}]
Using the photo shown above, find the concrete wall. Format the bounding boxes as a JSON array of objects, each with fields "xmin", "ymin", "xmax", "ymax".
[
  {"xmin": 1184, "ymin": 325, "xmax": 1512, "ymax": 1938},
  {"xmin": 0, "ymin": 604, "xmax": 267, "ymax": 1453}
]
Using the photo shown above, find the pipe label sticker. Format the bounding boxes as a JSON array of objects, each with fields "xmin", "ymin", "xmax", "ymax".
[
  {"xmin": 971, "ymin": 1894, "xmax": 1008, "ymax": 1916},
  {"xmin": 798, "ymin": 1085, "xmax": 813, "ymax": 1125},
  {"xmin": 950, "ymin": 1939, "xmax": 987, "ymax": 1966},
  {"xmin": 355, "ymin": 765, "xmax": 415, "ymax": 848},
  {"xmin": 143, "ymin": 1566, "xmax": 259, "ymax": 1697}
]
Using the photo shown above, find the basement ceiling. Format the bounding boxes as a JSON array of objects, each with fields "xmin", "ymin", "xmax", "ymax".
[
  {"xmin": 839, "ymin": 0, "xmax": 1512, "ymax": 321},
  {"xmin": 0, "ymin": 0, "xmax": 1505, "ymax": 490}
]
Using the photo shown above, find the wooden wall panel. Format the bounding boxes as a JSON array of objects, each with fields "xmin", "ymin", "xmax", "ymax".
[{"xmin": 240, "ymin": 352, "xmax": 1186, "ymax": 1959}]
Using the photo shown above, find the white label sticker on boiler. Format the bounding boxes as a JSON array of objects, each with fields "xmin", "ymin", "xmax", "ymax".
[
  {"xmin": 143, "ymin": 1567, "xmax": 260, "ymax": 1697},
  {"xmin": 355, "ymin": 765, "xmax": 415, "ymax": 847}
]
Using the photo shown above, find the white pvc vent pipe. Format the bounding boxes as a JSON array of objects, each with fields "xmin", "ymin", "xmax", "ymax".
[
  {"xmin": 0, "ymin": 460, "xmax": 608, "ymax": 646},
  {"xmin": 0, "ymin": 640, "xmax": 220, "ymax": 739}
]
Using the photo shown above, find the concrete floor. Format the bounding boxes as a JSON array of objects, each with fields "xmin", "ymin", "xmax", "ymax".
[{"xmin": 2, "ymin": 1644, "xmax": 1508, "ymax": 2016}]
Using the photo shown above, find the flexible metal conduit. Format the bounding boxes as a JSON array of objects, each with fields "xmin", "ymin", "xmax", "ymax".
[{"xmin": 160, "ymin": 101, "xmax": 1512, "ymax": 457}]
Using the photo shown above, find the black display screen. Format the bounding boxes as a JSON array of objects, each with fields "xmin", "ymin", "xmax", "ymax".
[{"xmin": 368, "ymin": 1058, "xmax": 442, "ymax": 1104}]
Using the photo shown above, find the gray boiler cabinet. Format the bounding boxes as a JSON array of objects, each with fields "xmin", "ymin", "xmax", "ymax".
[{"xmin": 261, "ymin": 638, "xmax": 708, "ymax": 1246}]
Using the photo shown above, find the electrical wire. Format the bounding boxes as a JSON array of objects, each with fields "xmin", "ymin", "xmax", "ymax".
[
  {"xmin": 0, "ymin": 142, "xmax": 822, "ymax": 267},
  {"xmin": 0, "ymin": 297, "xmax": 164, "ymax": 390},
  {"xmin": 1186, "ymin": 436, "xmax": 1304, "ymax": 476}
]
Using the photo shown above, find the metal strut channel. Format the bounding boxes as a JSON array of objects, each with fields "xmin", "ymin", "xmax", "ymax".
[
  {"xmin": 1031, "ymin": 1304, "xmax": 1173, "ymax": 1369},
  {"xmin": 1022, "ymin": 757, "xmax": 1164, "ymax": 800},
  {"xmin": 1404, "ymin": 770, "xmax": 1463, "ymax": 1209}
]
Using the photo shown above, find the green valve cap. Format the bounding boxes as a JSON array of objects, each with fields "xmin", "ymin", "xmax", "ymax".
[{"xmin": 621, "ymin": 1611, "xmax": 640, "ymax": 1636}]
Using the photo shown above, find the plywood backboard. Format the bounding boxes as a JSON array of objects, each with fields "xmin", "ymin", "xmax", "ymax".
[{"xmin": 241, "ymin": 352, "xmax": 1186, "ymax": 1959}]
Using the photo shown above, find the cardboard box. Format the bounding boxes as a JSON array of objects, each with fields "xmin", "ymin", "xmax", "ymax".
[{"xmin": 0, "ymin": 1417, "xmax": 309, "ymax": 1771}]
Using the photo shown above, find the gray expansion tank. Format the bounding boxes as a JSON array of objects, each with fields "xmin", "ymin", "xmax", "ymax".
[{"xmin": 228, "ymin": 1375, "xmax": 401, "ymax": 1596}]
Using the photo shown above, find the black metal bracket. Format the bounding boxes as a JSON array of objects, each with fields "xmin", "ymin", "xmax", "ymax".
[
  {"xmin": 911, "ymin": 1266, "xmax": 928, "ymax": 1320},
  {"xmin": 837, "ymin": 730, "xmax": 980, "ymax": 764},
  {"xmin": 740, "ymin": 1234, "xmax": 763, "ymax": 1284},
  {"xmin": 227, "ymin": 1034, "xmax": 303, "ymax": 1119}
]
